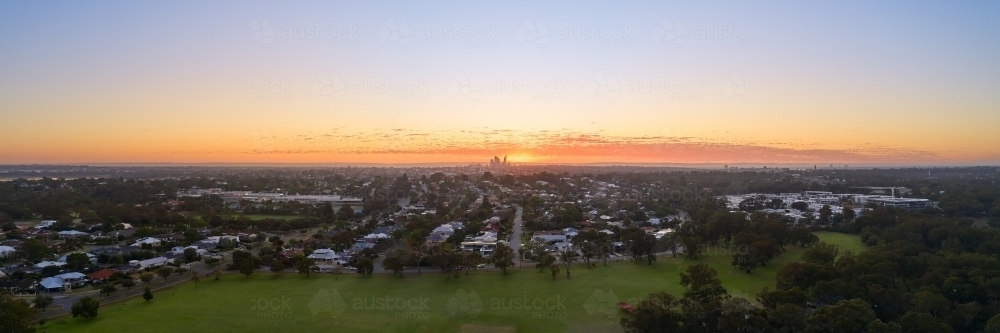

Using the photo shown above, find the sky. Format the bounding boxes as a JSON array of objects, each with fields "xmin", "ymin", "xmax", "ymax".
[{"xmin": 1, "ymin": 0, "xmax": 998, "ymax": 165}]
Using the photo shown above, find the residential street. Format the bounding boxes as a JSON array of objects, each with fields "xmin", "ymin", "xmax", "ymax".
[{"xmin": 510, "ymin": 205, "xmax": 523, "ymax": 264}]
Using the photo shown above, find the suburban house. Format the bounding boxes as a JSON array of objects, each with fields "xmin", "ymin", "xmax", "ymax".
[
  {"xmin": 88, "ymin": 268, "xmax": 115, "ymax": 283},
  {"xmin": 131, "ymin": 257, "xmax": 169, "ymax": 270},
  {"xmin": 426, "ymin": 233, "xmax": 448, "ymax": 244},
  {"xmin": 0, "ymin": 245, "xmax": 14, "ymax": 258},
  {"xmin": 532, "ymin": 231, "xmax": 568, "ymax": 243},
  {"xmin": 431, "ymin": 224, "xmax": 457, "ymax": 238},
  {"xmin": 306, "ymin": 248, "xmax": 347, "ymax": 268},
  {"xmin": 34, "ymin": 261, "xmax": 66, "ymax": 269},
  {"xmin": 35, "ymin": 220, "xmax": 57, "ymax": 229},
  {"xmin": 131, "ymin": 237, "xmax": 161, "ymax": 247},
  {"xmin": 39, "ymin": 272, "xmax": 89, "ymax": 292},
  {"xmin": 57, "ymin": 230, "xmax": 90, "ymax": 239},
  {"xmin": 171, "ymin": 246, "xmax": 207, "ymax": 255}
]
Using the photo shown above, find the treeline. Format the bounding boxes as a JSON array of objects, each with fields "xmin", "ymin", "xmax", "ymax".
[{"xmin": 621, "ymin": 207, "xmax": 1000, "ymax": 332}]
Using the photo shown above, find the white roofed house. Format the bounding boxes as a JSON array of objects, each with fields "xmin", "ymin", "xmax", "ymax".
[
  {"xmin": 130, "ymin": 257, "xmax": 169, "ymax": 270},
  {"xmin": 34, "ymin": 261, "xmax": 66, "ymax": 269},
  {"xmin": 57, "ymin": 230, "xmax": 90, "ymax": 239},
  {"xmin": 0, "ymin": 245, "xmax": 15, "ymax": 258},
  {"xmin": 306, "ymin": 249, "xmax": 346, "ymax": 270},
  {"xmin": 532, "ymin": 231, "xmax": 568, "ymax": 243},
  {"xmin": 131, "ymin": 237, "xmax": 161, "ymax": 248},
  {"xmin": 39, "ymin": 272, "xmax": 89, "ymax": 292},
  {"xmin": 35, "ymin": 220, "xmax": 57, "ymax": 229},
  {"xmin": 426, "ymin": 233, "xmax": 448, "ymax": 244},
  {"xmin": 431, "ymin": 224, "xmax": 456, "ymax": 237},
  {"xmin": 364, "ymin": 233, "xmax": 389, "ymax": 241}
]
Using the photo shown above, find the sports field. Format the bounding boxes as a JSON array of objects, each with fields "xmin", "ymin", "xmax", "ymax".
[{"xmin": 43, "ymin": 232, "xmax": 861, "ymax": 333}]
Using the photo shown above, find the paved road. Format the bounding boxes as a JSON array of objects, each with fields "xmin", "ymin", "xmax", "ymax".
[
  {"xmin": 510, "ymin": 206, "xmax": 523, "ymax": 264},
  {"xmin": 39, "ymin": 256, "xmax": 230, "ymax": 319}
]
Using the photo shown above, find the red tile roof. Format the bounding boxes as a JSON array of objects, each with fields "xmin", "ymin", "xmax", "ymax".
[{"xmin": 89, "ymin": 269, "xmax": 114, "ymax": 280}]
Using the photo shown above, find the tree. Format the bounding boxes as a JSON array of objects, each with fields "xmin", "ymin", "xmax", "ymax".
[
  {"xmin": 65, "ymin": 253, "xmax": 91, "ymax": 270},
  {"xmin": 157, "ymin": 266, "xmax": 175, "ymax": 280},
  {"xmin": 843, "ymin": 207, "xmax": 856, "ymax": 221},
  {"xmin": 122, "ymin": 279, "xmax": 136, "ymax": 290},
  {"xmin": 801, "ymin": 242, "xmax": 839, "ymax": 265},
  {"xmin": 866, "ymin": 319, "xmax": 902, "ymax": 333},
  {"xmin": 536, "ymin": 253, "xmax": 556, "ymax": 272},
  {"xmin": 756, "ymin": 287, "xmax": 808, "ymax": 309},
  {"xmin": 806, "ymin": 299, "xmax": 876, "ymax": 333},
  {"xmin": 789, "ymin": 226, "xmax": 818, "ymax": 246},
  {"xmin": 239, "ymin": 259, "xmax": 255, "ymax": 277},
  {"xmin": 212, "ymin": 269, "xmax": 222, "ymax": 281},
  {"xmin": 183, "ymin": 248, "xmax": 200, "ymax": 263},
  {"xmin": 100, "ymin": 283, "xmax": 117, "ymax": 297},
  {"xmin": 19, "ymin": 238, "xmax": 53, "ymax": 261},
  {"xmin": 679, "ymin": 264, "xmax": 729, "ymax": 332},
  {"xmin": 0, "ymin": 292, "xmax": 39, "ymax": 333},
  {"xmin": 71, "ymin": 296, "xmax": 100, "ymax": 319},
  {"xmin": 818, "ymin": 205, "xmax": 833, "ymax": 223},
  {"xmin": 356, "ymin": 258, "xmax": 374, "ymax": 276},
  {"xmin": 718, "ymin": 297, "xmax": 771, "ymax": 332},
  {"xmin": 622, "ymin": 227, "xmax": 656, "ymax": 264},
  {"xmin": 899, "ymin": 311, "xmax": 953, "ymax": 333},
  {"xmin": 489, "ymin": 243, "xmax": 515, "ymax": 275},
  {"xmin": 558, "ymin": 248, "xmax": 577, "ymax": 279},
  {"xmin": 619, "ymin": 292, "xmax": 682, "ymax": 333},
  {"xmin": 679, "ymin": 264, "xmax": 729, "ymax": 303},
  {"xmin": 383, "ymin": 248, "xmax": 411, "ymax": 277},
  {"xmin": 986, "ymin": 313, "xmax": 1000, "ymax": 333},
  {"xmin": 682, "ymin": 236, "xmax": 705, "ymax": 259},
  {"xmin": 296, "ymin": 258, "xmax": 316, "ymax": 277},
  {"xmin": 768, "ymin": 304, "xmax": 808, "ymax": 332},
  {"xmin": 139, "ymin": 272, "xmax": 155, "ymax": 285},
  {"xmin": 270, "ymin": 259, "xmax": 285, "ymax": 277},
  {"xmin": 143, "ymin": 286, "xmax": 153, "ymax": 302},
  {"xmin": 33, "ymin": 293, "xmax": 54, "ymax": 311},
  {"xmin": 549, "ymin": 265, "xmax": 560, "ymax": 280}
]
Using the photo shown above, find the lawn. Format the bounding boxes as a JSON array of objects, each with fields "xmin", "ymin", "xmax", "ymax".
[
  {"xmin": 813, "ymin": 231, "xmax": 866, "ymax": 254},
  {"xmin": 44, "ymin": 232, "xmax": 862, "ymax": 333}
]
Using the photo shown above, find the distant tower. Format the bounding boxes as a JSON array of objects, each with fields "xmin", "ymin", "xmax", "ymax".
[{"xmin": 503, "ymin": 155, "xmax": 507, "ymax": 166}]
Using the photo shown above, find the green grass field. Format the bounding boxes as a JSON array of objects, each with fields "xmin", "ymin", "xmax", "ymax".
[{"xmin": 44, "ymin": 232, "xmax": 861, "ymax": 333}]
